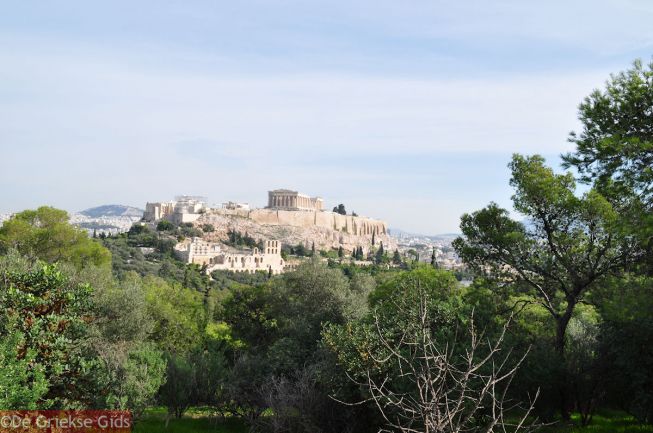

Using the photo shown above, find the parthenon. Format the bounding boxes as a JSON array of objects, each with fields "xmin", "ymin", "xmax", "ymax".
[{"xmin": 267, "ymin": 189, "xmax": 324, "ymax": 211}]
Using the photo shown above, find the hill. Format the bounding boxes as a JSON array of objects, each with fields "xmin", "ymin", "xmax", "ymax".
[{"xmin": 80, "ymin": 204, "xmax": 144, "ymax": 218}]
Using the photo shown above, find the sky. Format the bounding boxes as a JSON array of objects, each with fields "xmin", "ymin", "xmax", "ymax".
[{"xmin": 1, "ymin": 1, "xmax": 653, "ymax": 234}]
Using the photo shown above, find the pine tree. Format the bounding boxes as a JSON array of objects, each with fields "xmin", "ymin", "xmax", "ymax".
[
  {"xmin": 338, "ymin": 246, "xmax": 344, "ymax": 258},
  {"xmin": 431, "ymin": 247, "xmax": 437, "ymax": 268},
  {"xmin": 392, "ymin": 249, "xmax": 402, "ymax": 265},
  {"xmin": 372, "ymin": 230, "xmax": 376, "ymax": 246}
]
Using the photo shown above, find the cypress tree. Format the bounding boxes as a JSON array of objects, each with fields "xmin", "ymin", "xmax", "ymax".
[{"xmin": 375, "ymin": 242, "xmax": 385, "ymax": 264}]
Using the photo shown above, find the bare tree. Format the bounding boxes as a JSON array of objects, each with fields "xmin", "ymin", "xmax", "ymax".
[
  {"xmin": 255, "ymin": 366, "xmax": 359, "ymax": 433},
  {"xmin": 337, "ymin": 293, "xmax": 540, "ymax": 433}
]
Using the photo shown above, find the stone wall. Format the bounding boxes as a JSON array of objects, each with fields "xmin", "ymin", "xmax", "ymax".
[{"xmin": 246, "ymin": 209, "xmax": 388, "ymax": 235}]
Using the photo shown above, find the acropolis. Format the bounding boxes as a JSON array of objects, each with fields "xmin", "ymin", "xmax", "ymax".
[
  {"xmin": 143, "ymin": 188, "xmax": 395, "ymax": 274},
  {"xmin": 267, "ymin": 189, "xmax": 323, "ymax": 211}
]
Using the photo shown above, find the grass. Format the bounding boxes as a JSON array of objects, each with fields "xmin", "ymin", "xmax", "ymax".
[
  {"xmin": 133, "ymin": 408, "xmax": 247, "ymax": 433},
  {"xmin": 537, "ymin": 410, "xmax": 653, "ymax": 433},
  {"xmin": 133, "ymin": 408, "xmax": 651, "ymax": 433}
]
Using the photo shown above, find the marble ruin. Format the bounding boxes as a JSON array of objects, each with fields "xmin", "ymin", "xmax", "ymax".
[
  {"xmin": 175, "ymin": 238, "xmax": 285, "ymax": 275},
  {"xmin": 143, "ymin": 196, "xmax": 206, "ymax": 224},
  {"xmin": 267, "ymin": 189, "xmax": 323, "ymax": 211}
]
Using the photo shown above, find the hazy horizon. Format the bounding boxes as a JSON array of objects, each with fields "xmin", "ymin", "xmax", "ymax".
[{"xmin": 2, "ymin": 1, "xmax": 653, "ymax": 233}]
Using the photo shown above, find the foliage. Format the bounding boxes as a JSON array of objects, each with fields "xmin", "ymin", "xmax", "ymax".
[
  {"xmin": 324, "ymin": 267, "xmax": 537, "ymax": 433},
  {"xmin": 159, "ymin": 343, "xmax": 229, "ymax": 420},
  {"xmin": 141, "ymin": 275, "xmax": 207, "ymax": 354},
  {"xmin": 562, "ymin": 59, "xmax": 653, "ymax": 274},
  {"xmin": 0, "ymin": 206, "xmax": 111, "ymax": 268},
  {"xmin": 592, "ymin": 275, "xmax": 653, "ymax": 423},
  {"xmin": 392, "ymin": 249, "xmax": 402, "ymax": 265},
  {"xmin": 103, "ymin": 343, "xmax": 167, "ymax": 420},
  {"xmin": 0, "ymin": 327, "xmax": 49, "ymax": 409},
  {"xmin": 282, "ymin": 242, "xmax": 311, "ymax": 257},
  {"xmin": 374, "ymin": 242, "xmax": 386, "ymax": 264},
  {"xmin": 156, "ymin": 220, "xmax": 175, "ymax": 231},
  {"xmin": 562, "ymin": 59, "xmax": 653, "ymax": 204},
  {"xmin": 453, "ymin": 154, "xmax": 637, "ymax": 419},
  {"xmin": 0, "ymin": 254, "xmax": 96, "ymax": 407},
  {"xmin": 221, "ymin": 259, "xmax": 377, "ymax": 431},
  {"xmin": 226, "ymin": 230, "xmax": 264, "ymax": 250}
]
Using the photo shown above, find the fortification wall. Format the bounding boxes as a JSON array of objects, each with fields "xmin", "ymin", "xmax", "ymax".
[{"xmin": 229, "ymin": 209, "xmax": 389, "ymax": 235}]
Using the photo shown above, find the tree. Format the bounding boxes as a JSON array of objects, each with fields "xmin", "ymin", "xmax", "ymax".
[
  {"xmin": 453, "ymin": 154, "xmax": 637, "ymax": 419},
  {"xmin": 159, "ymin": 353, "xmax": 194, "ymax": 420},
  {"xmin": 375, "ymin": 242, "xmax": 385, "ymax": 264},
  {"xmin": 431, "ymin": 247, "xmax": 437, "ymax": 268},
  {"xmin": 0, "ymin": 255, "xmax": 96, "ymax": 407},
  {"xmin": 103, "ymin": 343, "xmax": 166, "ymax": 420},
  {"xmin": 338, "ymin": 246, "xmax": 344, "ymax": 259},
  {"xmin": 324, "ymin": 268, "xmax": 538, "ymax": 433},
  {"xmin": 392, "ymin": 249, "xmax": 402, "ymax": 265},
  {"xmin": 0, "ymin": 328, "xmax": 49, "ymax": 409},
  {"xmin": 562, "ymin": 59, "xmax": 653, "ymax": 274},
  {"xmin": 157, "ymin": 220, "xmax": 174, "ymax": 231},
  {"xmin": 562, "ymin": 59, "xmax": 653, "ymax": 204},
  {"xmin": 333, "ymin": 204, "xmax": 347, "ymax": 215},
  {"xmin": 372, "ymin": 230, "xmax": 376, "ymax": 246},
  {"xmin": 141, "ymin": 275, "xmax": 207, "ymax": 354},
  {"xmin": 592, "ymin": 275, "xmax": 653, "ymax": 423},
  {"xmin": 222, "ymin": 259, "xmax": 373, "ymax": 430},
  {"xmin": 0, "ymin": 207, "xmax": 111, "ymax": 268}
]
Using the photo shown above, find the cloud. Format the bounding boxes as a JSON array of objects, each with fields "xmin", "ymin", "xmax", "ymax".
[{"xmin": 1, "ymin": 0, "xmax": 651, "ymax": 233}]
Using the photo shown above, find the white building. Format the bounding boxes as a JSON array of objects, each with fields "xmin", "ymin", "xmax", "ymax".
[
  {"xmin": 143, "ymin": 196, "xmax": 207, "ymax": 224},
  {"xmin": 175, "ymin": 238, "xmax": 285, "ymax": 275}
]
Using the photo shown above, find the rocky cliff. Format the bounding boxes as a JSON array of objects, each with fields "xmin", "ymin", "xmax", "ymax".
[{"xmin": 196, "ymin": 208, "xmax": 396, "ymax": 253}]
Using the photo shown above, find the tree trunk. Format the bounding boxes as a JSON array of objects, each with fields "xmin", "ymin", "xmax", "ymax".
[{"xmin": 555, "ymin": 307, "xmax": 574, "ymax": 422}]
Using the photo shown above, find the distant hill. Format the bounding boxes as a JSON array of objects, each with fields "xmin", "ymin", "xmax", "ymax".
[{"xmin": 79, "ymin": 205, "xmax": 144, "ymax": 218}]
